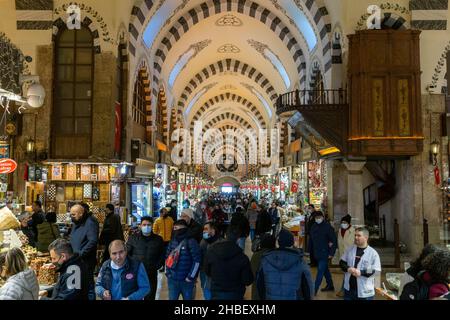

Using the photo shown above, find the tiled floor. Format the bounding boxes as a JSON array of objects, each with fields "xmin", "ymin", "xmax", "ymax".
[{"xmin": 155, "ymin": 238, "xmax": 388, "ymax": 300}]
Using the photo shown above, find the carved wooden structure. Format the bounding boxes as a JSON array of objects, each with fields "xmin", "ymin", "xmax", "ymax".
[{"xmin": 347, "ymin": 30, "xmax": 423, "ymax": 156}]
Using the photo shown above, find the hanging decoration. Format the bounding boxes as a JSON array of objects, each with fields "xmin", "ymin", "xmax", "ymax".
[{"xmin": 434, "ymin": 166, "xmax": 441, "ymax": 186}]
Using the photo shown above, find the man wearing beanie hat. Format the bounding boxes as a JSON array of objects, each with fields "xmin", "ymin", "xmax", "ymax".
[
  {"xmin": 165, "ymin": 219, "xmax": 201, "ymax": 300},
  {"xmin": 336, "ymin": 214, "xmax": 355, "ymax": 297},
  {"xmin": 256, "ymin": 229, "xmax": 314, "ymax": 300},
  {"xmin": 250, "ymin": 233, "xmax": 276, "ymax": 300},
  {"xmin": 181, "ymin": 208, "xmax": 203, "ymax": 243}
]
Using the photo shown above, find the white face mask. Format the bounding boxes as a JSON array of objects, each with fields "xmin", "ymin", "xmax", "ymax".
[
  {"xmin": 315, "ymin": 218, "xmax": 323, "ymax": 224},
  {"xmin": 341, "ymin": 223, "xmax": 349, "ymax": 229}
]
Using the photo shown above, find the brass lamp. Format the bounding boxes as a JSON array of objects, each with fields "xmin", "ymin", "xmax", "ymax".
[
  {"xmin": 430, "ymin": 140, "xmax": 440, "ymax": 166},
  {"xmin": 26, "ymin": 138, "xmax": 35, "ymax": 154}
]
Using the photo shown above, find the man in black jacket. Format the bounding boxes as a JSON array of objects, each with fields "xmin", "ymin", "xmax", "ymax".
[
  {"xmin": 230, "ymin": 206, "xmax": 250, "ymax": 250},
  {"xmin": 28, "ymin": 200, "xmax": 45, "ymax": 243},
  {"xmin": 126, "ymin": 216, "xmax": 165, "ymax": 300},
  {"xmin": 39, "ymin": 239, "xmax": 89, "ymax": 300},
  {"xmin": 204, "ymin": 225, "xmax": 254, "ymax": 300},
  {"xmin": 255, "ymin": 207, "xmax": 273, "ymax": 237},
  {"xmin": 69, "ymin": 204, "xmax": 99, "ymax": 300},
  {"xmin": 99, "ymin": 204, "xmax": 124, "ymax": 264}
]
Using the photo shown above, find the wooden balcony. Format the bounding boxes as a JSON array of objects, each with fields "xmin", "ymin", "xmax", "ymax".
[{"xmin": 276, "ymin": 89, "xmax": 348, "ymax": 154}]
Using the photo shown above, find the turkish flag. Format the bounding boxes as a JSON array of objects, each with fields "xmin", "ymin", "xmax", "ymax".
[
  {"xmin": 434, "ymin": 166, "xmax": 441, "ymax": 185},
  {"xmin": 114, "ymin": 101, "xmax": 122, "ymax": 155}
]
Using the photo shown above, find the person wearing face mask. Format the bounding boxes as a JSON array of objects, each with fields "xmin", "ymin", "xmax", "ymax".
[
  {"xmin": 246, "ymin": 202, "xmax": 259, "ymax": 242},
  {"xmin": 99, "ymin": 204, "xmax": 124, "ymax": 264},
  {"xmin": 39, "ymin": 239, "xmax": 89, "ymax": 300},
  {"xmin": 165, "ymin": 220, "xmax": 201, "ymax": 300},
  {"xmin": 199, "ymin": 222, "xmax": 222, "ymax": 300},
  {"xmin": 169, "ymin": 199, "xmax": 178, "ymax": 222},
  {"xmin": 126, "ymin": 217, "xmax": 165, "ymax": 300},
  {"xmin": 308, "ymin": 211, "xmax": 337, "ymax": 295},
  {"xmin": 336, "ymin": 214, "xmax": 355, "ymax": 297},
  {"xmin": 194, "ymin": 201, "xmax": 207, "ymax": 226},
  {"xmin": 69, "ymin": 204, "xmax": 99, "ymax": 300},
  {"xmin": 96, "ymin": 240, "xmax": 150, "ymax": 300},
  {"xmin": 154, "ymin": 207, "xmax": 174, "ymax": 252}
]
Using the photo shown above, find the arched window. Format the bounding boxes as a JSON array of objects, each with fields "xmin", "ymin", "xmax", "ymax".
[
  {"xmin": 132, "ymin": 68, "xmax": 148, "ymax": 127},
  {"xmin": 52, "ymin": 27, "xmax": 94, "ymax": 158}
]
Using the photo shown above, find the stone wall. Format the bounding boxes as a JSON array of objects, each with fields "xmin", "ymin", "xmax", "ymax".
[
  {"xmin": 390, "ymin": 94, "xmax": 447, "ymax": 257},
  {"xmin": 331, "ymin": 160, "xmax": 348, "ymax": 222}
]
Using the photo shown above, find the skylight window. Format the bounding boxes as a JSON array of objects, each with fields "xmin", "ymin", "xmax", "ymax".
[
  {"xmin": 168, "ymin": 48, "xmax": 195, "ymax": 88},
  {"xmin": 264, "ymin": 49, "xmax": 290, "ymax": 89}
]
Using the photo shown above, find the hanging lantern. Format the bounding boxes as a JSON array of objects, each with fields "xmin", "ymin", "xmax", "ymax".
[{"xmin": 180, "ymin": 185, "xmax": 186, "ymax": 192}]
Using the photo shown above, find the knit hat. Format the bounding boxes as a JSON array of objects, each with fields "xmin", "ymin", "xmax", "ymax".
[
  {"xmin": 278, "ymin": 229, "xmax": 294, "ymax": 248},
  {"xmin": 181, "ymin": 208, "xmax": 194, "ymax": 219},
  {"xmin": 341, "ymin": 214, "xmax": 351, "ymax": 224}
]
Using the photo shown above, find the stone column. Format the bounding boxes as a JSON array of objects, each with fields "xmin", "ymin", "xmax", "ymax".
[{"xmin": 344, "ymin": 161, "xmax": 366, "ymax": 226}]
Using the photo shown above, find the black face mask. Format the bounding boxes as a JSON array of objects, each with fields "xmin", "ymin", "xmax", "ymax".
[{"xmin": 173, "ymin": 228, "xmax": 187, "ymax": 237}]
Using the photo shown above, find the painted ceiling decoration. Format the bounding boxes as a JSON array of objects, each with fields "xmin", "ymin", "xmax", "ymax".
[
  {"xmin": 151, "ymin": 0, "xmax": 307, "ymax": 98},
  {"xmin": 190, "ymin": 93, "xmax": 267, "ymax": 128},
  {"xmin": 217, "ymin": 44, "xmax": 241, "ymax": 53},
  {"xmin": 248, "ymin": 39, "xmax": 291, "ymax": 89},
  {"xmin": 168, "ymin": 39, "xmax": 212, "ymax": 88},
  {"xmin": 203, "ymin": 113, "xmax": 254, "ymax": 131},
  {"xmin": 220, "ymin": 84, "xmax": 237, "ymax": 90},
  {"xmin": 216, "ymin": 13, "xmax": 243, "ymax": 26},
  {"xmin": 178, "ymin": 58, "xmax": 277, "ymax": 112}
]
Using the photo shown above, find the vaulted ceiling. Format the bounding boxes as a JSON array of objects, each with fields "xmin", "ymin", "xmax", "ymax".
[{"xmin": 131, "ymin": 0, "xmax": 332, "ymax": 180}]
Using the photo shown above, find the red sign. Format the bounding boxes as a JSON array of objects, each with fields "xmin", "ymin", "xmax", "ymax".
[{"xmin": 0, "ymin": 159, "xmax": 17, "ymax": 174}]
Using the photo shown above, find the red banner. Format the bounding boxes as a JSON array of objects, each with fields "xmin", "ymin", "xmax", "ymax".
[{"xmin": 114, "ymin": 101, "xmax": 122, "ymax": 155}]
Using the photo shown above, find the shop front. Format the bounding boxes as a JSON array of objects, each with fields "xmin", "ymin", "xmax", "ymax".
[{"xmin": 130, "ymin": 158, "xmax": 155, "ymax": 221}]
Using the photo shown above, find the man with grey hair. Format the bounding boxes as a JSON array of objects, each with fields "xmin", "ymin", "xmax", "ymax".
[
  {"xmin": 69, "ymin": 204, "xmax": 99, "ymax": 300},
  {"xmin": 339, "ymin": 227, "xmax": 381, "ymax": 300},
  {"xmin": 39, "ymin": 239, "xmax": 89, "ymax": 300},
  {"xmin": 95, "ymin": 240, "xmax": 150, "ymax": 300}
]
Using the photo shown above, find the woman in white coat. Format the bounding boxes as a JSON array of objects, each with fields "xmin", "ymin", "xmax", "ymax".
[
  {"xmin": 336, "ymin": 214, "xmax": 355, "ymax": 297},
  {"xmin": 0, "ymin": 248, "xmax": 39, "ymax": 300}
]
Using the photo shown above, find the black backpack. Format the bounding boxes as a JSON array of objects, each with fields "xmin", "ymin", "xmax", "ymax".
[{"xmin": 400, "ymin": 271, "xmax": 429, "ymax": 300}]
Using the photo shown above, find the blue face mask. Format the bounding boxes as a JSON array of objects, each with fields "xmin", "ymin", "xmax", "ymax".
[
  {"xmin": 142, "ymin": 225, "xmax": 152, "ymax": 235},
  {"xmin": 203, "ymin": 232, "xmax": 211, "ymax": 240}
]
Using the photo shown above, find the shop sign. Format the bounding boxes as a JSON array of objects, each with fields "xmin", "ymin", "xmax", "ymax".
[{"xmin": 0, "ymin": 158, "xmax": 17, "ymax": 174}]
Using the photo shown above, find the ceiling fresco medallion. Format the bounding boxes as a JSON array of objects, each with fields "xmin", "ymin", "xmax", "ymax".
[
  {"xmin": 216, "ymin": 14, "xmax": 243, "ymax": 27},
  {"xmin": 217, "ymin": 44, "xmax": 241, "ymax": 53}
]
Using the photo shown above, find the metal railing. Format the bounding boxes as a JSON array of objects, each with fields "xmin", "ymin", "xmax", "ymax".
[{"xmin": 276, "ymin": 89, "xmax": 347, "ymax": 111}]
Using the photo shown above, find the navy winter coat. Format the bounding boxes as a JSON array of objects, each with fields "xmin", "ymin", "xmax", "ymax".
[
  {"xmin": 308, "ymin": 221, "xmax": 337, "ymax": 260},
  {"xmin": 70, "ymin": 214, "xmax": 99, "ymax": 271},
  {"xmin": 165, "ymin": 229, "xmax": 201, "ymax": 281},
  {"xmin": 257, "ymin": 248, "xmax": 314, "ymax": 300}
]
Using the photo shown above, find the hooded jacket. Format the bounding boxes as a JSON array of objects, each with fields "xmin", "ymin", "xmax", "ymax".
[
  {"xmin": 257, "ymin": 248, "xmax": 314, "ymax": 300},
  {"xmin": 308, "ymin": 221, "xmax": 337, "ymax": 260},
  {"xmin": 203, "ymin": 239, "xmax": 254, "ymax": 293},
  {"xmin": 0, "ymin": 269, "xmax": 39, "ymax": 300},
  {"xmin": 165, "ymin": 228, "xmax": 201, "ymax": 281}
]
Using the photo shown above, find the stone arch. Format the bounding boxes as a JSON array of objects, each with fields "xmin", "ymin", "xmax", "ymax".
[
  {"xmin": 152, "ymin": 0, "xmax": 308, "ymax": 98},
  {"xmin": 131, "ymin": 60, "xmax": 152, "ymax": 142},
  {"xmin": 191, "ymin": 93, "xmax": 267, "ymax": 128},
  {"xmin": 52, "ymin": 16, "xmax": 102, "ymax": 53},
  {"xmin": 178, "ymin": 59, "xmax": 277, "ymax": 111},
  {"xmin": 128, "ymin": 0, "xmax": 156, "ymax": 56}
]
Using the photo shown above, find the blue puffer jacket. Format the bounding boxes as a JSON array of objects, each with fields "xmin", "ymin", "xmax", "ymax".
[
  {"xmin": 165, "ymin": 229, "xmax": 201, "ymax": 281},
  {"xmin": 308, "ymin": 221, "xmax": 337, "ymax": 260},
  {"xmin": 257, "ymin": 248, "xmax": 314, "ymax": 300}
]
